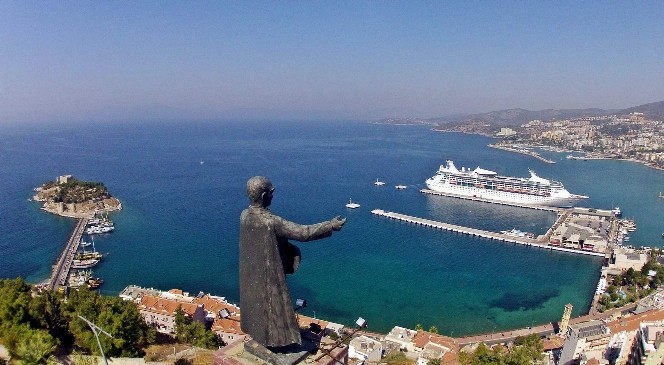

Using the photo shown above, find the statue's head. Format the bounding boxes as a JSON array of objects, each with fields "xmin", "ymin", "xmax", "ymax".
[{"xmin": 246, "ymin": 176, "xmax": 274, "ymax": 207}]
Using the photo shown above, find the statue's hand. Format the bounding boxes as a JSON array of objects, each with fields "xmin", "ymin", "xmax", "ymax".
[{"xmin": 331, "ymin": 216, "xmax": 346, "ymax": 231}]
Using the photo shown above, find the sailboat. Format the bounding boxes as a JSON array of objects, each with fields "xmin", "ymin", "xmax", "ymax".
[
  {"xmin": 345, "ymin": 199, "xmax": 360, "ymax": 209},
  {"xmin": 75, "ymin": 237, "xmax": 102, "ymax": 261}
]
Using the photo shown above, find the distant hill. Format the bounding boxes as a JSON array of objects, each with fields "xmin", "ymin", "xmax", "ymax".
[
  {"xmin": 618, "ymin": 101, "xmax": 664, "ymax": 120},
  {"xmin": 435, "ymin": 108, "xmax": 610, "ymax": 127},
  {"xmin": 375, "ymin": 100, "xmax": 664, "ymax": 128}
]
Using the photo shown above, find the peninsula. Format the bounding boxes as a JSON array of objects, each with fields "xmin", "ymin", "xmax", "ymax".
[{"xmin": 32, "ymin": 175, "xmax": 122, "ymax": 218}]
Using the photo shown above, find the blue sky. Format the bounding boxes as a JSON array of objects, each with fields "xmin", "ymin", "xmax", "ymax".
[{"xmin": 1, "ymin": 1, "xmax": 663, "ymax": 124}]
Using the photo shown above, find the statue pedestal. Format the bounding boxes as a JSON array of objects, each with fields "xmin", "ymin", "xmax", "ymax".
[{"xmin": 244, "ymin": 338, "xmax": 318, "ymax": 365}]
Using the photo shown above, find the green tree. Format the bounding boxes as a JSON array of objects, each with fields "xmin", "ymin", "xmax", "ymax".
[
  {"xmin": 174, "ymin": 307, "xmax": 220, "ymax": 349},
  {"xmin": 64, "ymin": 288, "xmax": 152, "ymax": 357},
  {"xmin": 511, "ymin": 334, "xmax": 543, "ymax": 363},
  {"xmin": 613, "ymin": 274, "xmax": 623, "ymax": 286},
  {"xmin": 428, "ymin": 326, "xmax": 439, "ymax": 334},
  {"xmin": 175, "ymin": 307, "xmax": 194, "ymax": 343},
  {"xmin": 11, "ymin": 326, "xmax": 57, "ymax": 365},
  {"xmin": 427, "ymin": 358, "xmax": 442, "ymax": 365},
  {"xmin": 0, "ymin": 278, "xmax": 33, "ymax": 336},
  {"xmin": 383, "ymin": 351, "xmax": 415, "ymax": 365},
  {"xmin": 460, "ymin": 336, "xmax": 543, "ymax": 365},
  {"xmin": 29, "ymin": 290, "xmax": 74, "ymax": 348},
  {"xmin": 459, "ymin": 342, "xmax": 504, "ymax": 365},
  {"xmin": 415, "ymin": 324, "xmax": 423, "ymax": 331},
  {"xmin": 624, "ymin": 268, "xmax": 637, "ymax": 285},
  {"xmin": 71, "ymin": 351, "xmax": 97, "ymax": 365}
]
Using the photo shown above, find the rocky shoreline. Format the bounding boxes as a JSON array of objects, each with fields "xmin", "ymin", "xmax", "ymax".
[
  {"xmin": 32, "ymin": 175, "xmax": 122, "ymax": 218},
  {"xmin": 37, "ymin": 199, "xmax": 122, "ymax": 218}
]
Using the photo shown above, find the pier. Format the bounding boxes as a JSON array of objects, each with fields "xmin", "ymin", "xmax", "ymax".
[
  {"xmin": 371, "ymin": 209, "xmax": 604, "ymax": 257},
  {"xmin": 48, "ymin": 218, "xmax": 88, "ymax": 291},
  {"xmin": 488, "ymin": 144, "xmax": 556, "ymax": 164},
  {"xmin": 420, "ymin": 189, "xmax": 562, "ymax": 212}
]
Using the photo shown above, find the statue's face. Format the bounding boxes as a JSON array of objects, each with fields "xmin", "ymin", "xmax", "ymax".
[{"xmin": 262, "ymin": 185, "xmax": 274, "ymax": 207}]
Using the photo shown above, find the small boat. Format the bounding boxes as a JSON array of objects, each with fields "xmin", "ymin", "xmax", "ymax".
[
  {"xmin": 68, "ymin": 270, "xmax": 92, "ymax": 288},
  {"xmin": 500, "ymin": 228, "xmax": 532, "ymax": 238},
  {"xmin": 395, "ymin": 185, "xmax": 407, "ymax": 190},
  {"xmin": 87, "ymin": 277, "xmax": 104, "ymax": 289},
  {"xmin": 85, "ymin": 225, "xmax": 114, "ymax": 234},
  {"xmin": 345, "ymin": 199, "xmax": 360, "ymax": 209},
  {"xmin": 659, "ymin": 192, "xmax": 664, "ymax": 199},
  {"xmin": 374, "ymin": 179, "xmax": 385, "ymax": 186},
  {"xmin": 71, "ymin": 259, "xmax": 99, "ymax": 269},
  {"xmin": 76, "ymin": 237, "xmax": 102, "ymax": 260},
  {"xmin": 74, "ymin": 251, "xmax": 102, "ymax": 260},
  {"xmin": 612, "ymin": 207, "xmax": 622, "ymax": 217}
]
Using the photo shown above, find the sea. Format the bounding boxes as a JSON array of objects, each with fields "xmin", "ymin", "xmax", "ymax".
[{"xmin": 1, "ymin": 120, "xmax": 663, "ymax": 337}]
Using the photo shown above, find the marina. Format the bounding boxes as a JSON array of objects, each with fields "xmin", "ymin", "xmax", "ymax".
[
  {"xmin": 48, "ymin": 218, "xmax": 88, "ymax": 291},
  {"xmin": 47, "ymin": 215, "xmax": 112, "ymax": 292},
  {"xmin": 371, "ymin": 209, "xmax": 605, "ymax": 257}
]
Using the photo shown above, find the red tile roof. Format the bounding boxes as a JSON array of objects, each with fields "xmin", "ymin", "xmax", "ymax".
[
  {"xmin": 542, "ymin": 336, "xmax": 564, "ymax": 351},
  {"xmin": 412, "ymin": 330, "xmax": 458, "ymax": 350},
  {"xmin": 192, "ymin": 295, "xmax": 243, "ymax": 335},
  {"xmin": 608, "ymin": 309, "xmax": 664, "ymax": 333},
  {"xmin": 139, "ymin": 295, "xmax": 201, "ymax": 317}
]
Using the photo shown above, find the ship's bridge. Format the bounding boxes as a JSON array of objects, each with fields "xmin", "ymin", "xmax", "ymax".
[
  {"xmin": 528, "ymin": 170, "xmax": 551, "ymax": 185},
  {"xmin": 473, "ymin": 167, "xmax": 497, "ymax": 176}
]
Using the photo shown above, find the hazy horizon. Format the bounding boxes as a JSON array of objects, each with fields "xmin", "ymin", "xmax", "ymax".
[{"xmin": 2, "ymin": 2, "xmax": 664, "ymax": 125}]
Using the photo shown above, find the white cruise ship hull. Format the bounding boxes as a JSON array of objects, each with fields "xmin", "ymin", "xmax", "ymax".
[
  {"xmin": 425, "ymin": 179, "xmax": 584, "ymax": 207},
  {"xmin": 425, "ymin": 160, "xmax": 588, "ymax": 208}
]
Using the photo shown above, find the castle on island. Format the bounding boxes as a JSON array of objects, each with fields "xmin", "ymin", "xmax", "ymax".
[{"xmin": 32, "ymin": 174, "xmax": 122, "ymax": 218}]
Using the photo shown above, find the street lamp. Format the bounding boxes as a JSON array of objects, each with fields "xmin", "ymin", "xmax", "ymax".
[
  {"xmin": 295, "ymin": 298, "xmax": 307, "ymax": 311},
  {"xmin": 315, "ymin": 317, "xmax": 368, "ymax": 363},
  {"xmin": 77, "ymin": 315, "xmax": 112, "ymax": 365}
]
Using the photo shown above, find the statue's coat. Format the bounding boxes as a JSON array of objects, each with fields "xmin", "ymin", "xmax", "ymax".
[{"xmin": 239, "ymin": 206, "xmax": 335, "ymax": 348}]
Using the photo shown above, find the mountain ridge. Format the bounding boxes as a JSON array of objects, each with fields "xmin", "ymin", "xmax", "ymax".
[{"xmin": 375, "ymin": 100, "xmax": 664, "ymax": 127}]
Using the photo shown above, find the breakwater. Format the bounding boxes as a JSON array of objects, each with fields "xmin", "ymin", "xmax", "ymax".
[
  {"xmin": 48, "ymin": 218, "xmax": 87, "ymax": 291},
  {"xmin": 371, "ymin": 209, "xmax": 604, "ymax": 257},
  {"xmin": 488, "ymin": 144, "xmax": 556, "ymax": 164}
]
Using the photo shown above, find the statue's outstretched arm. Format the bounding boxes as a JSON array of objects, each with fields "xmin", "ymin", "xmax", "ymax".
[{"xmin": 273, "ymin": 215, "xmax": 335, "ymax": 242}]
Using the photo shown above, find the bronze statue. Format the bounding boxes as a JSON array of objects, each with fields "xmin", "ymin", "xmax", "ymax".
[{"xmin": 239, "ymin": 176, "xmax": 345, "ymax": 349}]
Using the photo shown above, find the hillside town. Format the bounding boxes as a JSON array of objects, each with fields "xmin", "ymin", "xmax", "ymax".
[
  {"xmin": 114, "ymin": 282, "xmax": 664, "ymax": 365},
  {"xmin": 491, "ymin": 112, "xmax": 664, "ymax": 170}
]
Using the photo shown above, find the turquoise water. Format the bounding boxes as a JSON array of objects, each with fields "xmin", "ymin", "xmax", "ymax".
[{"xmin": 1, "ymin": 121, "xmax": 662, "ymax": 336}]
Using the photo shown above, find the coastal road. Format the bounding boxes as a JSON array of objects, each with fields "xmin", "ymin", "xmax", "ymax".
[{"xmin": 456, "ymin": 303, "xmax": 637, "ymax": 346}]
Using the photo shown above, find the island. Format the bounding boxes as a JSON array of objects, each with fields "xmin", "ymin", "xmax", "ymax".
[{"xmin": 32, "ymin": 175, "xmax": 122, "ymax": 218}]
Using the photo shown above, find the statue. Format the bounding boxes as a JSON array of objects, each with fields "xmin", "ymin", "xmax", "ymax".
[{"xmin": 239, "ymin": 176, "xmax": 345, "ymax": 350}]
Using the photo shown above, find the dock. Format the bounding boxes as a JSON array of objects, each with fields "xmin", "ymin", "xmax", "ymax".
[
  {"xmin": 48, "ymin": 218, "xmax": 88, "ymax": 291},
  {"xmin": 371, "ymin": 209, "xmax": 604, "ymax": 257},
  {"xmin": 420, "ymin": 189, "xmax": 562, "ymax": 212},
  {"xmin": 488, "ymin": 144, "xmax": 556, "ymax": 164}
]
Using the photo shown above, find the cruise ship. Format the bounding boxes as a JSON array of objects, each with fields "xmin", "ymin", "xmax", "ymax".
[{"xmin": 425, "ymin": 160, "xmax": 588, "ymax": 207}]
